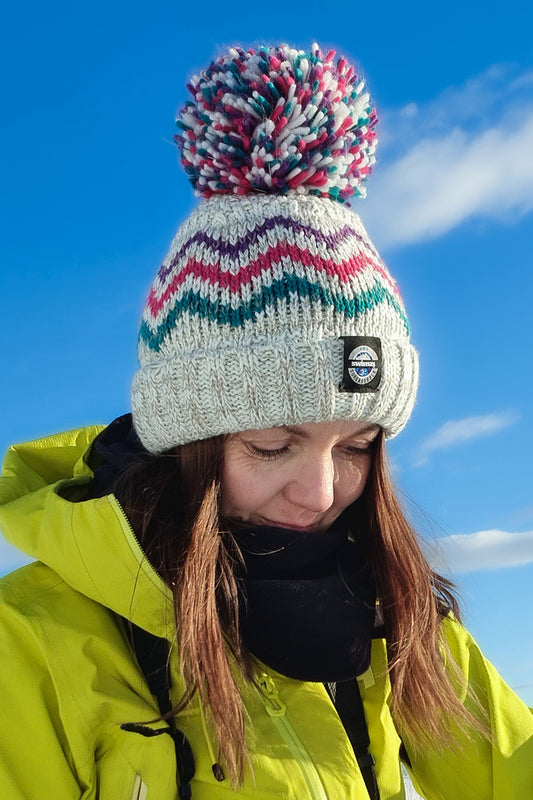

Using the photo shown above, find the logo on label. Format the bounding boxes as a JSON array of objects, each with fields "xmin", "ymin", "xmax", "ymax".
[
  {"xmin": 338, "ymin": 336, "xmax": 382, "ymax": 393},
  {"xmin": 348, "ymin": 345, "xmax": 379, "ymax": 386}
]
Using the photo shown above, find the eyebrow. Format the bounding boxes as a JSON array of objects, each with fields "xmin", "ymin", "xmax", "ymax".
[{"xmin": 281, "ymin": 425, "xmax": 308, "ymax": 438}]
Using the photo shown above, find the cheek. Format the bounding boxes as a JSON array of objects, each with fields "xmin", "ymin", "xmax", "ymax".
[
  {"xmin": 220, "ymin": 468, "xmax": 244, "ymax": 516},
  {"xmin": 220, "ymin": 460, "xmax": 270, "ymax": 517},
  {"xmin": 336, "ymin": 455, "xmax": 372, "ymax": 505}
]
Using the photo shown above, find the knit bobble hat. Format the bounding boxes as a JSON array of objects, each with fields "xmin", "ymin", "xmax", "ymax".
[{"xmin": 131, "ymin": 44, "xmax": 418, "ymax": 452}]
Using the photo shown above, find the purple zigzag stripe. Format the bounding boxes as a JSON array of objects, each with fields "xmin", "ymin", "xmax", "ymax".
[{"xmin": 157, "ymin": 215, "xmax": 381, "ymax": 284}]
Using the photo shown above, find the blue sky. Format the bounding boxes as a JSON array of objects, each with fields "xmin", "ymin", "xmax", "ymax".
[{"xmin": 2, "ymin": 0, "xmax": 533, "ymax": 739}]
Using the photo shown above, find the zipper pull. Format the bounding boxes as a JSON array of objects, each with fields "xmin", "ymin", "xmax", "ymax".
[{"xmin": 258, "ymin": 674, "xmax": 287, "ymax": 717}]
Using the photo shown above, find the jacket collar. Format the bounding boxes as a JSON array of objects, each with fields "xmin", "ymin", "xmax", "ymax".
[{"xmin": 0, "ymin": 418, "xmax": 174, "ymax": 638}]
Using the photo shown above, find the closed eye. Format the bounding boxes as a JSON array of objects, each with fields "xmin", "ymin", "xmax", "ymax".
[
  {"xmin": 341, "ymin": 439, "xmax": 377, "ymax": 457},
  {"xmin": 247, "ymin": 444, "xmax": 290, "ymax": 460},
  {"xmin": 344, "ymin": 445, "xmax": 371, "ymax": 454}
]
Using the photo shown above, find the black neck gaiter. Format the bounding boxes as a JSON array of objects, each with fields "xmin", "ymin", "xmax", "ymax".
[{"xmin": 231, "ymin": 518, "xmax": 376, "ymax": 682}]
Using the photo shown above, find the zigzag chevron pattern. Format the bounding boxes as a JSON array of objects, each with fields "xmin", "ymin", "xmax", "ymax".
[{"xmin": 139, "ymin": 205, "xmax": 409, "ymax": 354}]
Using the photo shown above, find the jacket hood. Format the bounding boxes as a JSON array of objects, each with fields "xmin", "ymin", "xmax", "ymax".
[{"xmin": 0, "ymin": 420, "xmax": 174, "ymax": 638}]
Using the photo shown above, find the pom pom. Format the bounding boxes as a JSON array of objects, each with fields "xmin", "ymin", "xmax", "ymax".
[{"xmin": 175, "ymin": 44, "xmax": 378, "ymax": 203}]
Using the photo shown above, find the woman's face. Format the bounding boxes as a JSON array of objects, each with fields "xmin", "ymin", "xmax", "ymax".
[{"xmin": 221, "ymin": 419, "xmax": 380, "ymax": 532}]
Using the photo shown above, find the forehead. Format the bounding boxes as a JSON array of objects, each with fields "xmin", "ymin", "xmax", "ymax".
[{"xmin": 237, "ymin": 420, "xmax": 381, "ymax": 440}]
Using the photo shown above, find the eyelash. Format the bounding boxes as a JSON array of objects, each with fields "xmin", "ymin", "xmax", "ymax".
[
  {"xmin": 247, "ymin": 443, "xmax": 372, "ymax": 461},
  {"xmin": 247, "ymin": 444, "xmax": 290, "ymax": 460},
  {"xmin": 343, "ymin": 445, "xmax": 371, "ymax": 456}
]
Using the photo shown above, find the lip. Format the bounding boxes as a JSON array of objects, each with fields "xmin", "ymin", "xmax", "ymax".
[{"xmin": 258, "ymin": 517, "xmax": 320, "ymax": 532}]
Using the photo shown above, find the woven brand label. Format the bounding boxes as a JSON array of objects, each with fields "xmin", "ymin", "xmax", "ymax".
[{"xmin": 339, "ymin": 336, "xmax": 382, "ymax": 393}]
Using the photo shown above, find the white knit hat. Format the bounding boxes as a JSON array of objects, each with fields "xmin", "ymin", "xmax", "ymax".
[{"xmin": 131, "ymin": 44, "xmax": 418, "ymax": 452}]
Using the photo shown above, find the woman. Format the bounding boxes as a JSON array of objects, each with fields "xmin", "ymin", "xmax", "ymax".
[{"xmin": 0, "ymin": 44, "xmax": 531, "ymax": 800}]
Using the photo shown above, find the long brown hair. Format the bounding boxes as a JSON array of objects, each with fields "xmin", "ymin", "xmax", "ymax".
[{"xmin": 114, "ymin": 429, "xmax": 485, "ymax": 785}]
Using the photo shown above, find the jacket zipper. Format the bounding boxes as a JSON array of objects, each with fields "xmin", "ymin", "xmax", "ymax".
[
  {"xmin": 113, "ymin": 496, "xmax": 326, "ymax": 798},
  {"xmin": 110, "ymin": 495, "xmax": 162, "ymax": 581},
  {"xmin": 257, "ymin": 674, "xmax": 327, "ymax": 800}
]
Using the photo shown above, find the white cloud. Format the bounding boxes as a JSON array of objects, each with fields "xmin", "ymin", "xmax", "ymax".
[
  {"xmin": 415, "ymin": 411, "xmax": 517, "ymax": 466},
  {"xmin": 430, "ymin": 529, "xmax": 533, "ymax": 574},
  {"xmin": 509, "ymin": 70, "xmax": 533, "ymax": 91},
  {"xmin": 360, "ymin": 65, "xmax": 533, "ymax": 248}
]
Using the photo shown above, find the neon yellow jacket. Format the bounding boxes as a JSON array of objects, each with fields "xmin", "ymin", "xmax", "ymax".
[{"xmin": 0, "ymin": 427, "xmax": 532, "ymax": 799}]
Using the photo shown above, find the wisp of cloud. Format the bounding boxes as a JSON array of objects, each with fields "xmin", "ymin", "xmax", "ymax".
[
  {"xmin": 431, "ymin": 529, "xmax": 533, "ymax": 574},
  {"xmin": 414, "ymin": 411, "xmax": 518, "ymax": 466},
  {"xmin": 361, "ymin": 65, "xmax": 533, "ymax": 248}
]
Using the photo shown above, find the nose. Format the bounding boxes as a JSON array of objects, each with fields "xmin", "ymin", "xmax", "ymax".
[{"xmin": 284, "ymin": 453, "xmax": 336, "ymax": 513}]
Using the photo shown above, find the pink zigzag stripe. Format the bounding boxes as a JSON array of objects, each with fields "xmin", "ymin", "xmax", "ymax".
[{"xmin": 146, "ymin": 243, "xmax": 399, "ymax": 320}]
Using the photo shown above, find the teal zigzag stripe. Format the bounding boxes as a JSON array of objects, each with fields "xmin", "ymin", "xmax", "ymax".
[{"xmin": 139, "ymin": 276, "xmax": 409, "ymax": 353}]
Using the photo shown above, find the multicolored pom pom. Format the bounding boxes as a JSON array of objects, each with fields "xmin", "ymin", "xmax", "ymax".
[{"xmin": 175, "ymin": 44, "xmax": 378, "ymax": 203}]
